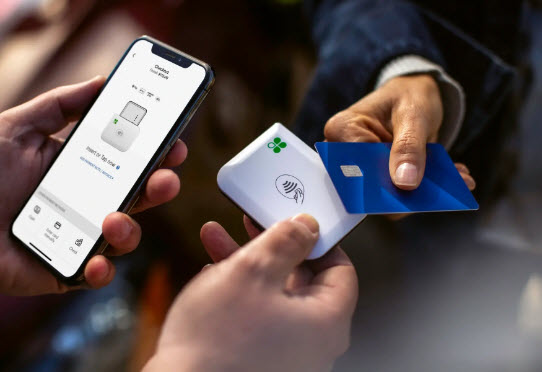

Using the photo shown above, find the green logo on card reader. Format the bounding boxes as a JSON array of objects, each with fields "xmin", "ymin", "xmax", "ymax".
[
  {"xmin": 267, "ymin": 137, "xmax": 287, "ymax": 153},
  {"xmin": 113, "ymin": 118, "xmax": 118, "ymax": 124}
]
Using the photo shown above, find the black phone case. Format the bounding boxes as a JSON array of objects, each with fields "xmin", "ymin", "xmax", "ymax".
[{"xmin": 10, "ymin": 35, "xmax": 215, "ymax": 285}]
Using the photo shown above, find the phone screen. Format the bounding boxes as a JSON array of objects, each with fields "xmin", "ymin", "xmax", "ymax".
[{"xmin": 12, "ymin": 39, "xmax": 208, "ymax": 278}]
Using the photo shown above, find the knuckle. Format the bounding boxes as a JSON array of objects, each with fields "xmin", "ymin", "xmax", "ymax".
[
  {"xmin": 397, "ymin": 101, "xmax": 424, "ymax": 123},
  {"xmin": 236, "ymin": 251, "xmax": 265, "ymax": 276},
  {"xmin": 268, "ymin": 221, "xmax": 312, "ymax": 254},
  {"xmin": 325, "ymin": 110, "xmax": 378, "ymax": 142},
  {"xmin": 350, "ymin": 123, "xmax": 381, "ymax": 142},
  {"xmin": 396, "ymin": 95, "xmax": 442, "ymax": 134},
  {"xmin": 325, "ymin": 110, "xmax": 350, "ymax": 129},
  {"xmin": 278, "ymin": 221, "xmax": 311, "ymax": 249},
  {"xmin": 394, "ymin": 130, "xmax": 423, "ymax": 156},
  {"xmin": 324, "ymin": 111, "xmax": 350, "ymax": 139},
  {"xmin": 265, "ymin": 235, "xmax": 286, "ymax": 257},
  {"xmin": 347, "ymin": 113, "xmax": 373, "ymax": 131}
]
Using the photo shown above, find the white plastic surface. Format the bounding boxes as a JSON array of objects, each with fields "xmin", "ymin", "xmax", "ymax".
[
  {"xmin": 217, "ymin": 123, "xmax": 366, "ymax": 259},
  {"xmin": 101, "ymin": 114, "xmax": 140, "ymax": 152}
]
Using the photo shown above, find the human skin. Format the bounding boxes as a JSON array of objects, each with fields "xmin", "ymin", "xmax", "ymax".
[
  {"xmin": 145, "ymin": 214, "xmax": 358, "ymax": 372},
  {"xmin": 0, "ymin": 77, "xmax": 187, "ymax": 295},
  {"xmin": 324, "ymin": 74, "xmax": 476, "ymax": 191}
]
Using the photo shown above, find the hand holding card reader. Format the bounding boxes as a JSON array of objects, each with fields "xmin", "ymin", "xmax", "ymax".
[
  {"xmin": 101, "ymin": 101, "xmax": 147, "ymax": 152},
  {"xmin": 217, "ymin": 123, "xmax": 366, "ymax": 259}
]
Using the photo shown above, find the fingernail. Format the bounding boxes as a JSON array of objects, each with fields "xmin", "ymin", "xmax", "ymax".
[
  {"xmin": 118, "ymin": 218, "xmax": 133, "ymax": 241},
  {"xmin": 291, "ymin": 213, "xmax": 319, "ymax": 234},
  {"xmin": 465, "ymin": 177, "xmax": 476, "ymax": 190},
  {"xmin": 98, "ymin": 262, "xmax": 110, "ymax": 280},
  {"xmin": 90, "ymin": 257, "xmax": 110, "ymax": 282},
  {"xmin": 395, "ymin": 163, "xmax": 418, "ymax": 187}
]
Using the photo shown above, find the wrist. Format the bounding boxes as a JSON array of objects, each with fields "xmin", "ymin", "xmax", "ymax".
[
  {"xmin": 386, "ymin": 73, "xmax": 439, "ymax": 92},
  {"xmin": 143, "ymin": 346, "xmax": 237, "ymax": 372},
  {"xmin": 144, "ymin": 350, "xmax": 202, "ymax": 372}
]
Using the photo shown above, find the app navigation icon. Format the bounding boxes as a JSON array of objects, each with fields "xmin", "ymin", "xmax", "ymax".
[{"xmin": 75, "ymin": 239, "xmax": 83, "ymax": 247}]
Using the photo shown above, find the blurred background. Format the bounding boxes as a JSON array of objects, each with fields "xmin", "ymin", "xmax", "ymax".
[{"xmin": 1, "ymin": 0, "xmax": 542, "ymax": 371}]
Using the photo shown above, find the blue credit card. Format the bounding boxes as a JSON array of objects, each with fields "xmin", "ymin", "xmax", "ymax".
[{"xmin": 315, "ymin": 142, "xmax": 479, "ymax": 214}]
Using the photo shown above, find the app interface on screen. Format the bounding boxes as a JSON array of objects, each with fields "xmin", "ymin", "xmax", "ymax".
[{"xmin": 12, "ymin": 40, "xmax": 206, "ymax": 277}]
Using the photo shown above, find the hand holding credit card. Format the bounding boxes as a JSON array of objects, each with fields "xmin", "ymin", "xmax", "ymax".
[
  {"xmin": 315, "ymin": 142, "xmax": 479, "ymax": 214},
  {"xmin": 218, "ymin": 124, "xmax": 478, "ymax": 259}
]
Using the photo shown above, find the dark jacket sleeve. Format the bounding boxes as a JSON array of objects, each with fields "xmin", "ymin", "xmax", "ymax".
[{"xmin": 295, "ymin": 0, "xmax": 515, "ymax": 161}]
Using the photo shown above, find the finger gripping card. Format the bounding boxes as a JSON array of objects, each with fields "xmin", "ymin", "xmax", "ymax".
[
  {"xmin": 315, "ymin": 142, "xmax": 479, "ymax": 214},
  {"xmin": 217, "ymin": 123, "xmax": 366, "ymax": 259}
]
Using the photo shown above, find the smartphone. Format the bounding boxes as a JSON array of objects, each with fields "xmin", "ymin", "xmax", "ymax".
[{"xmin": 11, "ymin": 36, "xmax": 214, "ymax": 283}]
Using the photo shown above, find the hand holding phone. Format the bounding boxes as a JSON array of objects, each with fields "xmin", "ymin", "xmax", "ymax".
[
  {"xmin": 0, "ymin": 77, "xmax": 183, "ymax": 294},
  {"xmin": 7, "ymin": 36, "xmax": 214, "ymax": 288}
]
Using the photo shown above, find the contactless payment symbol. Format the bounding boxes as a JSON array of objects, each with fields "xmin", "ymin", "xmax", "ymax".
[
  {"xmin": 275, "ymin": 174, "xmax": 304, "ymax": 204},
  {"xmin": 267, "ymin": 137, "xmax": 287, "ymax": 153}
]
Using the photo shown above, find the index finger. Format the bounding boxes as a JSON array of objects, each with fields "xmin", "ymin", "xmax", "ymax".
[
  {"xmin": 160, "ymin": 139, "xmax": 188, "ymax": 168},
  {"xmin": 234, "ymin": 214, "xmax": 319, "ymax": 285},
  {"xmin": 2, "ymin": 76, "xmax": 105, "ymax": 134}
]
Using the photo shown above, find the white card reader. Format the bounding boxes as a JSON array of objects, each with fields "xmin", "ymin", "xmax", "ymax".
[
  {"xmin": 217, "ymin": 123, "xmax": 366, "ymax": 259},
  {"xmin": 101, "ymin": 101, "xmax": 147, "ymax": 152}
]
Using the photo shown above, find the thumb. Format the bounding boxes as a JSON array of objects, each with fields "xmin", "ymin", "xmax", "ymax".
[
  {"xmin": 2, "ymin": 76, "xmax": 105, "ymax": 134},
  {"xmin": 235, "ymin": 214, "xmax": 319, "ymax": 286},
  {"xmin": 389, "ymin": 113, "xmax": 431, "ymax": 190}
]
